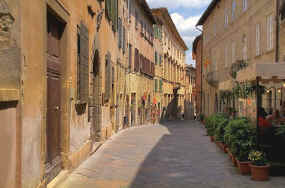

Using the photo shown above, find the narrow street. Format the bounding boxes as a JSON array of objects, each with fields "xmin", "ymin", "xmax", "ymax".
[{"xmin": 54, "ymin": 121, "xmax": 285, "ymax": 188}]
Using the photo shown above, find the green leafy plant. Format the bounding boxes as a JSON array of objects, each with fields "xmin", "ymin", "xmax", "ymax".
[
  {"xmin": 199, "ymin": 113, "xmax": 205, "ymax": 121},
  {"xmin": 249, "ymin": 151, "xmax": 268, "ymax": 166},
  {"xmin": 224, "ymin": 117, "xmax": 256, "ymax": 160},
  {"xmin": 205, "ymin": 114, "xmax": 229, "ymax": 140},
  {"xmin": 275, "ymin": 125, "xmax": 285, "ymax": 138},
  {"xmin": 214, "ymin": 115, "xmax": 229, "ymax": 142}
]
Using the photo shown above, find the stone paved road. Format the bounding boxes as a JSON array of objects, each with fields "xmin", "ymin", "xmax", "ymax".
[{"xmin": 55, "ymin": 120, "xmax": 285, "ymax": 188}]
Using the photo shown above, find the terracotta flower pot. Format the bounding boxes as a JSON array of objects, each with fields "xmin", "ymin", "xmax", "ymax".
[
  {"xmin": 210, "ymin": 136, "xmax": 214, "ymax": 142},
  {"xmin": 223, "ymin": 145, "xmax": 228, "ymax": 153},
  {"xmin": 229, "ymin": 153, "xmax": 237, "ymax": 166},
  {"xmin": 233, "ymin": 156, "xmax": 237, "ymax": 167},
  {"xmin": 237, "ymin": 161, "xmax": 251, "ymax": 175},
  {"xmin": 250, "ymin": 164, "xmax": 270, "ymax": 181}
]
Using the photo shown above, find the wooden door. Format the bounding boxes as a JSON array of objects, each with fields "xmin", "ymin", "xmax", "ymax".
[{"xmin": 46, "ymin": 12, "xmax": 63, "ymax": 165}]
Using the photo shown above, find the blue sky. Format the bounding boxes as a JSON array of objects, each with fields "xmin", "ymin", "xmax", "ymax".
[{"xmin": 146, "ymin": 0, "xmax": 211, "ymax": 65}]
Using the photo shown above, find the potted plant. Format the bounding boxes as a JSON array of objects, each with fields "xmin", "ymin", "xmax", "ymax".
[
  {"xmin": 224, "ymin": 117, "xmax": 255, "ymax": 167},
  {"xmin": 248, "ymin": 151, "xmax": 270, "ymax": 181},
  {"xmin": 205, "ymin": 115, "xmax": 216, "ymax": 142},
  {"xmin": 236, "ymin": 141, "xmax": 252, "ymax": 175},
  {"xmin": 213, "ymin": 114, "xmax": 229, "ymax": 152},
  {"xmin": 236, "ymin": 125, "xmax": 256, "ymax": 175}
]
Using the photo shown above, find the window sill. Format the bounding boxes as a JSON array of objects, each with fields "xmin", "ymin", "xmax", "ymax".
[{"xmin": 0, "ymin": 89, "xmax": 20, "ymax": 102}]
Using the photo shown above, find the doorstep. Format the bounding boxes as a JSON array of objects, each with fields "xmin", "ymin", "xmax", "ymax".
[
  {"xmin": 47, "ymin": 142, "xmax": 102, "ymax": 188},
  {"xmin": 90, "ymin": 142, "xmax": 103, "ymax": 155},
  {"xmin": 46, "ymin": 170, "xmax": 69, "ymax": 188}
]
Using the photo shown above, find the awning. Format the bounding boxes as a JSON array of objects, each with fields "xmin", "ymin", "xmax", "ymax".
[{"xmin": 237, "ymin": 62, "xmax": 285, "ymax": 82}]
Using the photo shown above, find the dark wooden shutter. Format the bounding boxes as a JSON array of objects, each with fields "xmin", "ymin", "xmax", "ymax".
[
  {"xmin": 78, "ymin": 22, "xmax": 89, "ymax": 103},
  {"xmin": 155, "ymin": 79, "xmax": 158, "ymax": 92},
  {"xmin": 118, "ymin": 17, "xmax": 122, "ymax": 49},
  {"xmin": 135, "ymin": 48, "xmax": 139, "ymax": 72},
  {"xmin": 111, "ymin": 0, "xmax": 118, "ymax": 31},
  {"xmin": 139, "ymin": 54, "xmax": 143, "ymax": 72},
  {"xmin": 128, "ymin": 44, "xmax": 132, "ymax": 69},
  {"xmin": 155, "ymin": 51, "xmax": 158, "ymax": 65},
  {"xmin": 105, "ymin": 55, "xmax": 111, "ymax": 101},
  {"xmin": 123, "ymin": 26, "xmax": 126, "ymax": 54},
  {"xmin": 105, "ymin": 0, "xmax": 111, "ymax": 20},
  {"xmin": 159, "ymin": 80, "xmax": 163, "ymax": 93}
]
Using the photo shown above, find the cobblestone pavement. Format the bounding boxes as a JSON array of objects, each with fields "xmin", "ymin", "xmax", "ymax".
[{"xmin": 55, "ymin": 120, "xmax": 285, "ymax": 188}]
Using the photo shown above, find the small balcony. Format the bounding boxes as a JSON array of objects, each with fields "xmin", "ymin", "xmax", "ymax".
[{"xmin": 206, "ymin": 71, "xmax": 219, "ymax": 86}]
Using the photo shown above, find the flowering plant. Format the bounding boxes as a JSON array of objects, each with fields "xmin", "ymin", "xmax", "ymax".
[{"xmin": 248, "ymin": 151, "xmax": 268, "ymax": 166}]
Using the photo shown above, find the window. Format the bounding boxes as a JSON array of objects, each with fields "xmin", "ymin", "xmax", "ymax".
[
  {"xmin": 128, "ymin": 44, "xmax": 132, "ymax": 69},
  {"xmin": 243, "ymin": 35, "xmax": 247, "ymax": 60},
  {"xmin": 225, "ymin": 46, "xmax": 228, "ymax": 67},
  {"xmin": 232, "ymin": 0, "xmax": 236, "ymax": 20},
  {"xmin": 135, "ymin": 11, "xmax": 138, "ymax": 29},
  {"xmin": 106, "ymin": 0, "xmax": 118, "ymax": 31},
  {"xmin": 232, "ymin": 42, "xmax": 236, "ymax": 64},
  {"xmin": 105, "ymin": 53, "xmax": 112, "ymax": 102},
  {"xmin": 159, "ymin": 80, "xmax": 163, "ymax": 93},
  {"xmin": 77, "ymin": 23, "xmax": 89, "ymax": 104},
  {"xmin": 155, "ymin": 51, "xmax": 158, "ymax": 65},
  {"xmin": 118, "ymin": 17, "xmax": 122, "ymax": 49},
  {"xmin": 225, "ymin": 11, "xmax": 229, "ymax": 26},
  {"xmin": 123, "ymin": 26, "xmax": 126, "ymax": 54},
  {"xmin": 267, "ymin": 14, "xmax": 273, "ymax": 50},
  {"xmin": 155, "ymin": 79, "xmax": 158, "ymax": 92},
  {"xmin": 281, "ymin": 2, "xmax": 285, "ymax": 20},
  {"xmin": 159, "ymin": 55, "xmax": 162, "ymax": 65},
  {"xmin": 242, "ymin": 0, "xmax": 248, "ymax": 11},
  {"xmin": 134, "ymin": 48, "xmax": 140, "ymax": 72},
  {"xmin": 256, "ymin": 23, "xmax": 260, "ymax": 56}
]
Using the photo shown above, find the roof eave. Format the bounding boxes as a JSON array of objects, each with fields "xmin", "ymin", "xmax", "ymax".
[{"xmin": 196, "ymin": 0, "xmax": 220, "ymax": 26}]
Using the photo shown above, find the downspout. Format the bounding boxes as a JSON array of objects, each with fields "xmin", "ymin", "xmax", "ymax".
[{"xmin": 276, "ymin": 0, "xmax": 280, "ymax": 62}]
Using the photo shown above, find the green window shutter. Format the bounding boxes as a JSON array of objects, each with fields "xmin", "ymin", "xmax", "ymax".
[
  {"xmin": 159, "ymin": 80, "xmax": 163, "ymax": 93},
  {"xmin": 155, "ymin": 79, "xmax": 158, "ymax": 92},
  {"xmin": 118, "ymin": 17, "xmax": 122, "ymax": 48},
  {"xmin": 153, "ymin": 25, "xmax": 157, "ymax": 38},
  {"xmin": 155, "ymin": 51, "xmax": 158, "ymax": 65},
  {"xmin": 112, "ymin": 0, "xmax": 118, "ymax": 31},
  {"xmin": 105, "ymin": 0, "xmax": 111, "ymax": 20}
]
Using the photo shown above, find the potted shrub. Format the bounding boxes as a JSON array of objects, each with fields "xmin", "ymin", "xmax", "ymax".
[
  {"xmin": 248, "ymin": 151, "xmax": 270, "ymax": 181},
  {"xmin": 224, "ymin": 117, "xmax": 255, "ymax": 167},
  {"xmin": 205, "ymin": 115, "xmax": 216, "ymax": 142},
  {"xmin": 236, "ymin": 125, "xmax": 256, "ymax": 175},
  {"xmin": 236, "ymin": 142, "xmax": 252, "ymax": 175},
  {"xmin": 213, "ymin": 114, "xmax": 229, "ymax": 152}
]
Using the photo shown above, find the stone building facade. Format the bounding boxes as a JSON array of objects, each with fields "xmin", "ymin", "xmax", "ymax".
[
  {"xmin": 152, "ymin": 8, "xmax": 188, "ymax": 120},
  {"xmin": 184, "ymin": 65, "xmax": 196, "ymax": 120},
  {"xmin": 197, "ymin": 0, "xmax": 282, "ymax": 117},
  {"xmin": 192, "ymin": 35, "xmax": 203, "ymax": 116},
  {"xmin": 0, "ymin": 0, "xmax": 188, "ymax": 188}
]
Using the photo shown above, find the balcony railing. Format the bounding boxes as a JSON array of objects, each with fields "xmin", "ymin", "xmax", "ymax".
[{"xmin": 205, "ymin": 67, "xmax": 232, "ymax": 86}]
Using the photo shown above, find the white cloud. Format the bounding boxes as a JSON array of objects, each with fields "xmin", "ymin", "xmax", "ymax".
[
  {"xmin": 170, "ymin": 13, "xmax": 201, "ymax": 65},
  {"xmin": 171, "ymin": 13, "xmax": 200, "ymax": 33},
  {"xmin": 146, "ymin": 0, "xmax": 211, "ymax": 9}
]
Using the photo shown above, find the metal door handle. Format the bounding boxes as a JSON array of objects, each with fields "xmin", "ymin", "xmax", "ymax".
[{"xmin": 54, "ymin": 106, "xmax": 60, "ymax": 111}]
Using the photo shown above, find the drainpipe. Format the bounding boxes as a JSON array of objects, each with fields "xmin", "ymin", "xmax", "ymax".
[{"xmin": 276, "ymin": 0, "xmax": 280, "ymax": 63}]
